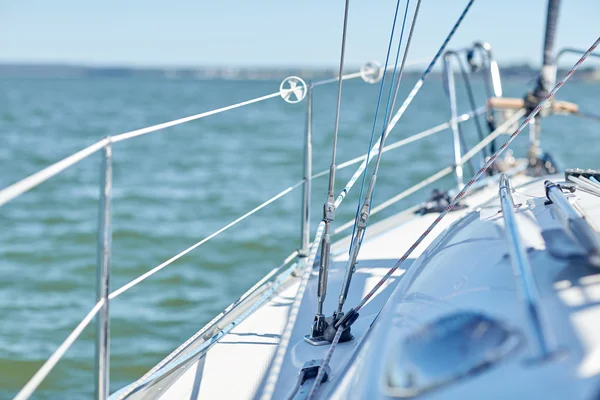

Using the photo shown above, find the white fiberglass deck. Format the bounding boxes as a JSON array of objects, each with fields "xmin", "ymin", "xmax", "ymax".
[
  {"xmin": 140, "ymin": 175, "xmax": 510, "ymax": 399},
  {"xmin": 121, "ymin": 172, "xmax": 600, "ymax": 399}
]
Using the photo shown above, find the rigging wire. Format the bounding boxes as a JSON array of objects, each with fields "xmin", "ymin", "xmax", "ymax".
[
  {"xmin": 305, "ymin": 0, "xmax": 471, "ymax": 395},
  {"xmin": 366, "ymin": 0, "xmax": 418, "ymax": 220},
  {"xmin": 310, "ymin": 0, "xmax": 351, "ymax": 347},
  {"xmin": 350, "ymin": 0, "xmax": 409, "ymax": 252},
  {"xmin": 327, "ymin": 0, "xmax": 351, "ymax": 199},
  {"xmin": 457, "ymin": 56, "xmax": 488, "ymax": 155},
  {"xmin": 119, "ymin": 108, "xmax": 524, "ymax": 399},
  {"xmin": 307, "ymin": 35, "xmax": 600, "ymax": 400},
  {"xmin": 336, "ymin": 0, "xmax": 419, "ymax": 319}
]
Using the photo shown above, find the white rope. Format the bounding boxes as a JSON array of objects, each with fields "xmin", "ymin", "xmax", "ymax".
[
  {"xmin": 0, "ymin": 90, "xmax": 290, "ymax": 208},
  {"xmin": 310, "ymin": 107, "xmax": 486, "ymax": 181},
  {"xmin": 111, "ymin": 92, "xmax": 282, "ymax": 143},
  {"xmin": 459, "ymin": 109, "xmax": 526, "ymax": 164},
  {"xmin": 333, "ymin": 108, "xmax": 525, "ymax": 235},
  {"xmin": 333, "ymin": 166, "xmax": 454, "ymax": 235},
  {"xmin": 0, "ymin": 138, "xmax": 110, "ymax": 207},
  {"xmin": 13, "ymin": 300, "xmax": 105, "ymax": 400},
  {"xmin": 260, "ymin": 221, "xmax": 325, "ymax": 400},
  {"xmin": 311, "ymin": 58, "xmax": 428, "ymax": 87},
  {"xmin": 331, "ymin": 103, "xmax": 481, "ymax": 209},
  {"xmin": 109, "ymin": 180, "xmax": 304, "ymax": 299},
  {"xmin": 0, "ymin": 60, "xmax": 433, "ymax": 209}
]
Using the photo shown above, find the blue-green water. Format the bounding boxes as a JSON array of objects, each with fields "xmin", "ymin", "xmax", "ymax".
[{"xmin": 0, "ymin": 76, "xmax": 598, "ymax": 399}]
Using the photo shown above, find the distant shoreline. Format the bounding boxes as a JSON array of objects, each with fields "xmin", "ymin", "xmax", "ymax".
[{"xmin": 0, "ymin": 63, "xmax": 598, "ymax": 81}]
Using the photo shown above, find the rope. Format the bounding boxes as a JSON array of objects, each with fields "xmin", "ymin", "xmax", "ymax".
[
  {"xmin": 260, "ymin": 222, "xmax": 325, "ymax": 400},
  {"xmin": 109, "ymin": 179, "xmax": 304, "ymax": 299},
  {"xmin": 111, "ymin": 92, "xmax": 282, "ymax": 143},
  {"xmin": 307, "ymin": 35, "xmax": 599, "ymax": 400},
  {"xmin": 313, "ymin": 107, "xmax": 485, "ymax": 180},
  {"xmin": 308, "ymin": 110, "xmax": 480, "ymax": 181},
  {"xmin": 14, "ymin": 300, "xmax": 105, "ymax": 400},
  {"xmin": 0, "ymin": 90, "xmax": 298, "ymax": 208},
  {"xmin": 0, "ymin": 60, "xmax": 435, "ymax": 210},
  {"xmin": 333, "ymin": 108, "xmax": 523, "ymax": 236},
  {"xmin": 0, "ymin": 138, "xmax": 110, "ymax": 207},
  {"xmin": 331, "ymin": 0, "xmax": 476, "ymax": 212},
  {"xmin": 311, "ymin": 58, "xmax": 428, "ymax": 87}
]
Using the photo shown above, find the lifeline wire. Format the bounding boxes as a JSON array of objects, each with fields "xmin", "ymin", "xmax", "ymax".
[
  {"xmin": 309, "ymin": 107, "xmax": 485, "ymax": 181},
  {"xmin": 109, "ymin": 180, "xmax": 304, "ymax": 299},
  {"xmin": 333, "ymin": 106, "xmax": 524, "ymax": 235},
  {"xmin": 0, "ymin": 91, "xmax": 287, "ymax": 207},
  {"xmin": 307, "ymin": 35, "xmax": 600, "ymax": 400},
  {"xmin": 14, "ymin": 300, "xmax": 105, "ymax": 400},
  {"xmin": 113, "ymin": 108, "xmax": 487, "ymax": 298},
  {"xmin": 0, "ymin": 59, "xmax": 432, "ymax": 210},
  {"xmin": 4, "ymin": 58, "xmax": 433, "ymax": 209}
]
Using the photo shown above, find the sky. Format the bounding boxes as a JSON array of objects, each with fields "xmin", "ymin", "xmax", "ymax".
[{"xmin": 1, "ymin": 0, "xmax": 598, "ymax": 68}]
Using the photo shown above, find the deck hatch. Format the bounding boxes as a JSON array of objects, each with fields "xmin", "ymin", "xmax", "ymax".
[{"xmin": 382, "ymin": 312, "xmax": 521, "ymax": 397}]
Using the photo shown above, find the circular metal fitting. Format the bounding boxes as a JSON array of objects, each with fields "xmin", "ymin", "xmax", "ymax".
[
  {"xmin": 360, "ymin": 61, "xmax": 383, "ymax": 84},
  {"xmin": 279, "ymin": 76, "xmax": 307, "ymax": 103}
]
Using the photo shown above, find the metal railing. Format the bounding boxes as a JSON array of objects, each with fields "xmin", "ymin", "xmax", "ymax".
[
  {"xmin": 556, "ymin": 47, "xmax": 600, "ymax": 64},
  {"xmin": 499, "ymin": 174, "xmax": 550, "ymax": 358},
  {"xmin": 442, "ymin": 42, "xmax": 504, "ymax": 188},
  {"xmin": 4, "ymin": 59, "xmax": 508, "ymax": 400}
]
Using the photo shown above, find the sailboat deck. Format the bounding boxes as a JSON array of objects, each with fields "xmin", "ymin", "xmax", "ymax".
[
  {"xmin": 118, "ymin": 170, "xmax": 600, "ymax": 400},
  {"xmin": 144, "ymin": 175, "xmax": 523, "ymax": 399}
]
